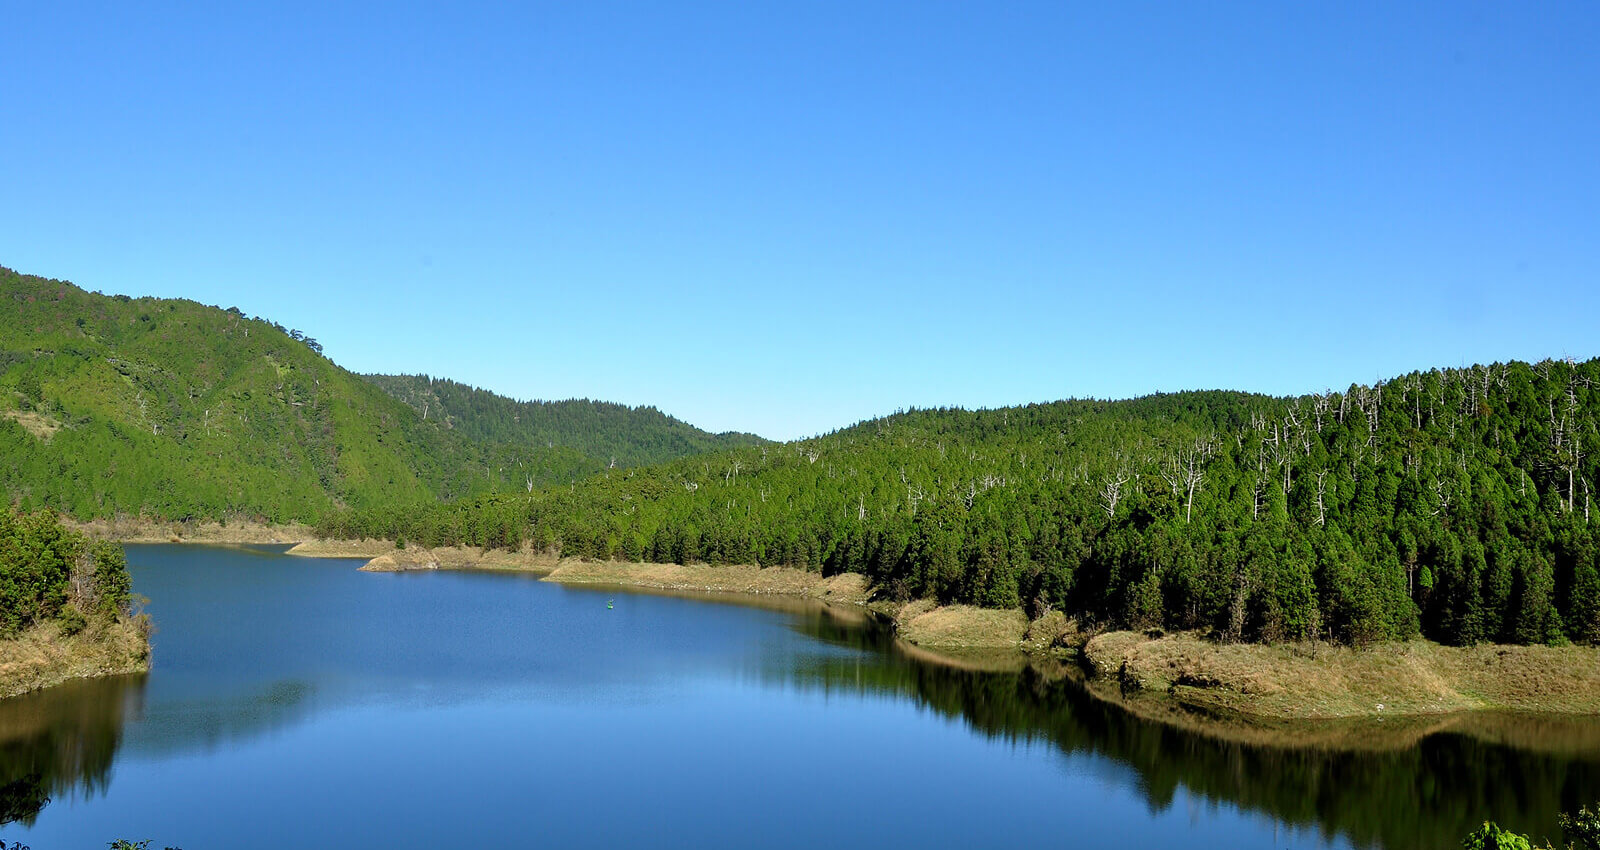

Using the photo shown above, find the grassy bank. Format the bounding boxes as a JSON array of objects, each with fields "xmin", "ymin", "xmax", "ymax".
[
  {"xmin": 67, "ymin": 516, "xmax": 314, "ymax": 544},
  {"xmin": 335, "ymin": 544, "xmax": 1030, "ymax": 650},
  {"xmin": 0, "ymin": 618, "xmax": 150, "ymax": 701},
  {"xmin": 1082, "ymin": 630, "xmax": 1600, "ymax": 720}
]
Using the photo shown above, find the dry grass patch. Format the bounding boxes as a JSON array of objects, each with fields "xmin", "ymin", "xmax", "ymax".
[
  {"xmin": 358, "ymin": 545, "xmax": 501, "ymax": 572},
  {"xmin": 3, "ymin": 410, "xmax": 63, "ymax": 441},
  {"xmin": 542, "ymin": 560, "xmax": 836, "ymax": 596},
  {"xmin": 1022, "ymin": 610, "xmax": 1079, "ymax": 651},
  {"xmin": 897, "ymin": 604, "xmax": 1029, "ymax": 649},
  {"xmin": 815, "ymin": 572, "xmax": 871, "ymax": 605},
  {"xmin": 67, "ymin": 517, "xmax": 313, "ymax": 544},
  {"xmin": 288, "ymin": 539, "xmax": 399, "ymax": 559},
  {"xmin": 1083, "ymin": 631, "xmax": 1600, "ymax": 720},
  {"xmin": 0, "ymin": 619, "xmax": 150, "ymax": 701}
]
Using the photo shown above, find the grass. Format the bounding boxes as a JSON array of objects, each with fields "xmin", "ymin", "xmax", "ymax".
[
  {"xmin": 2, "ymin": 409, "xmax": 62, "ymax": 441},
  {"xmin": 892, "ymin": 600, "xmax": 1030, "ymax": 649},
  {"xmin": 0, "ymin": 617, "xmax": 151, "ymax": 701},
  {"xmin": 1081, "ymin": 630, "xmax": 1600, "ymax": 720},
  {"xmin": 67, "ymin": 515, "xmax": 314, "ymax": 544}
]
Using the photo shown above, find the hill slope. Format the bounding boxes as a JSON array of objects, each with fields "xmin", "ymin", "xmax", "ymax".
[
  {"xmin": 324, "ymin": 360, "xmax": 1600, "ymax": 648},
  {"xmin": 0, "ymin": 267, "xmax": 757, "ymax": 522},
  {"xmin": 0, "ymin": 266, "xmax": 510, "ymax": 521},
  {"xmin": 363, "ymin": 374, "xmax": 768, "ymax": 476}
]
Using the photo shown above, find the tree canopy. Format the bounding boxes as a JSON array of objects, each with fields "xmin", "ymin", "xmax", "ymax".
[{"xmin": 323, "ymin": 359, "xmax": 1600, "ymax": 648}]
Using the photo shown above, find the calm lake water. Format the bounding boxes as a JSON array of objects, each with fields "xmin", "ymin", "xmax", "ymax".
[{"xmin": 3, "ymin": 545, "xmax": 1600, "ymax": 849}]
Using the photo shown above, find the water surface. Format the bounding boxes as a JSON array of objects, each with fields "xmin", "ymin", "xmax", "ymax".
[{"xmin": 2, "ymin": 544, "xmax": 1598, "ymax": 849}]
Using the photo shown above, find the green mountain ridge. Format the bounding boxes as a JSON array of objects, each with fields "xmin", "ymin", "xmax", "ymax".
[
  {"xmin": 362, "ymin": 373, "xmax": 767, "ymax": 475},
  {"xmin": 0, "ymin": 266, "xmax": 754, "ymax": 522}
]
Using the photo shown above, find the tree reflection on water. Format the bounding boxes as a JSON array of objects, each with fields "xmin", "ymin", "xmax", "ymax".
[{"xmin": 0, "ymin": 674, "xmax": 145, "ymax": 826}]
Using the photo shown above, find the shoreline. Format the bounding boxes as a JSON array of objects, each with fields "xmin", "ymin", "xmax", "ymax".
[
  {"xmin": 0, "ymin": 618, "xmax": 151, "ymax": 701},
  {"xmin": 65, "ymin": 516, "xmax": 314, "ymax": 544},
  {"xmin": 81, "ymin": 526, "xmax": 1600, "ymax": 724}
]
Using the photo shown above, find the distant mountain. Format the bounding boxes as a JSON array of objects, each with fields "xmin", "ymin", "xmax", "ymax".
[
  {"xmin": 0, "ymin": 266, "xmax": 750, "ymax": 522},
  {"xmin": 363, "ymin": 374, "xmax": 768, "ymax": 472}
]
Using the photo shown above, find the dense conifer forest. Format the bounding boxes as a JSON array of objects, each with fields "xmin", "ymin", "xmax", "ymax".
[{"xmin": 320, "ymin": 359, "xmax": 1600, "ymax": 647}]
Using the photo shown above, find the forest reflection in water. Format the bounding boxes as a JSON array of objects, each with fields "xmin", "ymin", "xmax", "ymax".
[
  {"xmin": 0, "ymin": 674, "xmax": 144, "ymax": 827},
  {"xmin": 4, "ymin": 584, "xmax": 1599, "ymax": 850},
  {"xmin": 778, "ymin": 603, "xmax": 1600, "ymax": 850}
]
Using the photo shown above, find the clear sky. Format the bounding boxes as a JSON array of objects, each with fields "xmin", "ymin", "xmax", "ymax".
[{"xmin": 2, "ymin": 3, "xmax": 1595, "ymax": 441}]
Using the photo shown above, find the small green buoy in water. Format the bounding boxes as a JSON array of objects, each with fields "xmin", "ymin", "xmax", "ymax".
[{"xmin": 607, "ymin": 598, "xmax": 614, "ymax": 610}]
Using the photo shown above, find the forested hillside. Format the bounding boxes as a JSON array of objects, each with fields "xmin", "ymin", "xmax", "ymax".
[
  {"xmin": 320, "ymin": 359, "xmax": 1600, "ymax": 647},
  {"xmin": 0, "ymin": 267, "xmax": 516, "ymax": 521},
  {"xmin": 364, "ymin": 374, "xmax": 767, "ymax": 475},
  {"xmin": 0, "ymin": 267, "xmax": 751, "ymax": 523}
]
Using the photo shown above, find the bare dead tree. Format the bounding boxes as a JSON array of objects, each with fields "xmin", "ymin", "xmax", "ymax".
[
  {"xmin": 1226, "ymin": 565, "xmax": 1252, "ymax": 643},
  {"xmin": 1314, "ymin": 470, "xmax": 1330, "ymax": 527},
  {"xmin": 1264, "ymin": 422, "xmax": 1293, "ymax": 497},
  {"xmin": 1431, "ymin": 476, "xmax": 1452, "ymax": 517},
  {"xmin": 1100, "ymin": 470, "xmax": 1130, "ymax": 520},
  {"xmin": 1161, "ymin": 439, "xmax": 1211, "ymax": 524}
]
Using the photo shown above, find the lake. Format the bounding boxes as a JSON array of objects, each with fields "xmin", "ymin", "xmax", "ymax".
[{"xmin": 2, "ymin": 544, "xmax": 1599, "ymax": 849}]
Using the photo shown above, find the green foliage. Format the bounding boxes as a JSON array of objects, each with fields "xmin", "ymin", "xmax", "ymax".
[
  {"xmin": 1462, "ymin": 822, "xmax": 1542, "ymax": 850},
  {"xmin": 364, "ymin": 373, "xmax": 768, "ymax": 476},
  {"xmin": 90, "ymin": 540, "xmax": 132, "ymax": 616},
  {"xmin": 332, "ymin": 359, "xmax": 1600, "ymax": 648},
  {"xmin": 56, "ymin": 603, "xmax": 88, "ymax": 636},
  {"xmin": 1459, "ymin": 802, "xmax": 1600, "ymax": 850},
  {"xmin": 1560, "ymin": 803, "xmax": 1600, "ymax": 850},
  {"xmin": 0, "ymin": 506, "xmax": 134, "ymax": 636},
  {"xmin": 0, "ymin": 267, "xmax": 753, "ymax": 524},
  {"xmin": 0, "ymin": 508, "xmax": 77, "ymax": 635}
]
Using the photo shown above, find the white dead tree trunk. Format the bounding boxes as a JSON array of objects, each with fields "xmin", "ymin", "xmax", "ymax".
[
  {"xmin": 1100, "ymin": 470, "xmax": 1129, "ymax": 520},
  {"xmin": 1160, "ymin": 440, "xmax": 1210, "ymax": 525}
]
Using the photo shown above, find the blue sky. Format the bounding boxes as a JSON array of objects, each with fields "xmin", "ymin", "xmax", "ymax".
[{"xmin": 2, "ymin": 2, "xmax": 1595, "ymax": 440}]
